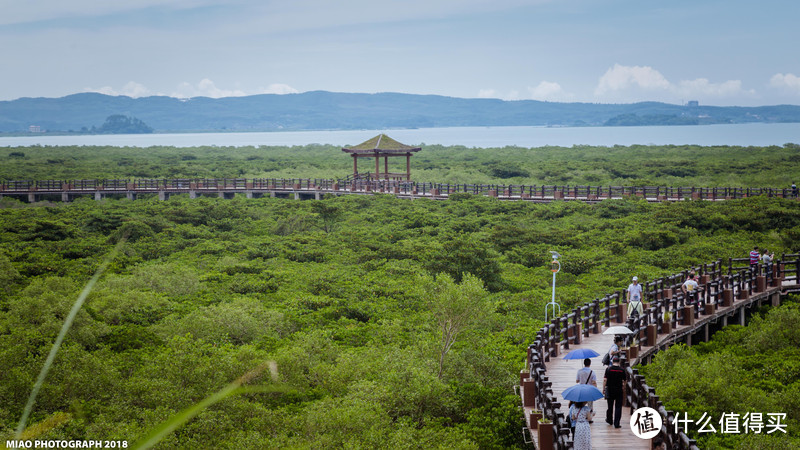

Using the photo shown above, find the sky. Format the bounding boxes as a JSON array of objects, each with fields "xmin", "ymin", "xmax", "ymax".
[{"xmin": 1, "ymin": 0, "xmax": 798, "ymax": 106}]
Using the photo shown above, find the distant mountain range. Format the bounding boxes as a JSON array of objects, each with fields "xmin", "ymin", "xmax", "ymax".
[{"xmin": 2, "ymin": 91, "xmax": 800, "ymax": 133}]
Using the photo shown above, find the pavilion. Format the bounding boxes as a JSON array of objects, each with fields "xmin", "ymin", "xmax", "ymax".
[{"xmin": 342, "ymin": 134, "xmax": 421, "ymax": 181}]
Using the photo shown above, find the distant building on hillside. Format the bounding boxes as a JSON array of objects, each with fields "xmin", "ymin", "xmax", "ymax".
[
  {"xmin": 687, "ymin": 100, "xmax": 699, "ymax": 107},
  {"xmin": 29, "ymin": 125, "xmax": 41, "ymax": 133}
]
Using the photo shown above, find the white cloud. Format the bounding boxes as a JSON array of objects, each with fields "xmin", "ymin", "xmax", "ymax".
[
  {"xmin": 595, "ymin": 64, "xmax": 670, "ymax": 96},
  {"xmin": 257, "ymin": 83, "xmax": 299, "ymax": 95},
  {"xmin": 527, "ymin": 81, "xmax": 572, "ymax": 102},
  {"xmin": 83, "ymin": 81, "xmax": 152, "ymax": 98},
  {"xmin": 476, "ymin": 89, "xmax": 521, "ymax": 100},
  {"xmin": 675, "ymin": 78, "xmax": 752, "ymax": 98},
  {"xmin": 594, "ymin": 64, "xmax": 755, "ymax": 103},
  {"xmin": 172, "ymin": 79, "xmax": 247, "ymax": 98},
  {"xmin": 84, "ymin": 79, "xmax": 299, "ymax": 99},
  {"xmin": 770, "ymin": 73, "xmax": 800, "ymax": 94}
]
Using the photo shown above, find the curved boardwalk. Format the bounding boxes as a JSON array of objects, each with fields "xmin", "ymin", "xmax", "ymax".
[
  {"xmin": 526, "ymin": 328, "xmax": 647, "ymax": 449},
  {"xmin": 519, "ymin": 259, "xmax": 800, "ymax": 449}
]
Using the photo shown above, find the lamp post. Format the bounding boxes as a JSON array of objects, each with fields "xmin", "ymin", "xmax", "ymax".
[{"xmin": 545, "ymin": 251, "xmax": 561, "ymax": 321}]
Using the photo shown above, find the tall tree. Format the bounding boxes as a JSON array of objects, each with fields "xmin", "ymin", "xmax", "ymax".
[{"xmin": 428, "ymin": 273, "xmax": 491, "ymax": 379}]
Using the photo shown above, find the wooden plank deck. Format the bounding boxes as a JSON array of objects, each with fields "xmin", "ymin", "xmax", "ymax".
[{"xmin": 523, "ymin": 326, "xmax": 651, "ymax": 450}]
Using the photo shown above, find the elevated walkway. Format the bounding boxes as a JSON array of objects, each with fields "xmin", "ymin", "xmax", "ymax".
[{"xmin": 519, "ymin": 260, "xmax": 799, "ymax": 449}]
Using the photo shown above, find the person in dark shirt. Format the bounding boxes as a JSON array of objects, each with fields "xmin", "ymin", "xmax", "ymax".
[{"xmin": 603, "ymin": 355, "xmax": 628, "ymax": 428}]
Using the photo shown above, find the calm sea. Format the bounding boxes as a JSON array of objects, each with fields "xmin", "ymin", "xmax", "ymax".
[{"xmin": 1, "ymin": 123, "xmax": 798, "ymax": 148}]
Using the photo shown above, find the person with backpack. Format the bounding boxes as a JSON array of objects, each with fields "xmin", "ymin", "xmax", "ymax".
[
  {"xmin": 627, "ymin": 276, "xmax": 643, "ymax": 318},
  {"xmin": 602, "ymin": 336, "xmax": 622, "ymax": 366}
]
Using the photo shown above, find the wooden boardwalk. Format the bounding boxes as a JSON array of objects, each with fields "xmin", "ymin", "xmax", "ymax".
[
  {"xmin": 522, "ymin": 326, "xmax": 650, "ymax": 450},
  {"xmin": 521, "ymin": 280, "xmax": 793, "ymax": 449},
  {"xmin": 3, "ymin": 178, "xmax": 800, "ymax": 203}
]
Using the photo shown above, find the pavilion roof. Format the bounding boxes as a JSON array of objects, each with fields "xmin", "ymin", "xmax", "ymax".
[{"xmin": 342, "ymin": 134, "xmax": 422, "ymax": 154}]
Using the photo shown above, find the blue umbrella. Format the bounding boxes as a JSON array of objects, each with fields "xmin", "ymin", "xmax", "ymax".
[
  {"xmin": 562, "ymin": 384, "xmax": 604, "ymax": 402},
  {"xmin": 562, "ymin": 348, "xmax": 601, "ymax": 360}
]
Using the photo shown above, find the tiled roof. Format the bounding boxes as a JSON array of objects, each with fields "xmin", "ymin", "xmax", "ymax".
[{"xmin": 342, "ymin": 134, "xmax": 422, "ymax": 154}]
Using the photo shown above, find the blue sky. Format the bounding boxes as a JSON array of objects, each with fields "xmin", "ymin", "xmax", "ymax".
[{"xmin": 1, "ymin": 0, "xmax": 798, "ymax": 105}]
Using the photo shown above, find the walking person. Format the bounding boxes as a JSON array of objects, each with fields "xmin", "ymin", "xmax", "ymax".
[
  {"xmin": 576, "ymin": 358, "xmax": 597, "ymax": 421},
  {"xmin": 627, "ymin": 276, "xmax": 643, "ymax": 318},
  {"xmin": 603, "ymin": 336, "xmax": 622, "ymax": 366},
  {"xmin": 570, "ymin": 400, "xmax": 593, "ymax": 449},
  {"xmin": 603, "ymin": 356, "xmax": 628, "ymax": 429},
  {"xmin": 567, "ymin": 401, "xmax": 576, "ymax": 439}
]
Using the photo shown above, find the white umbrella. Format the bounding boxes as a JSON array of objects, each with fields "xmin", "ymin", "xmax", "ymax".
[{"xmin": 603, "ymin": 325, "xmax": 634, "ymax": 335}]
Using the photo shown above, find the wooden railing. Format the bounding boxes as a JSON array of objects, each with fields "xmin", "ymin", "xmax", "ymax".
[
  {"xmin": 2, "ymin": 178, "xmax": 800, "ymax": 201},
  {"xmin": 525, "ymin": 256, "xmax": 800, "ymax": 449}
]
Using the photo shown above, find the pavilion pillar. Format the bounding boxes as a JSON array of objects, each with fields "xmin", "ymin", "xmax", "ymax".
[
  {"xmin": 375, "ymin": 152, "xmax": 379, "ymax": 181},
  {"xmin": 406, "ymin": 153, "xmax": 411, "ymax": 180},
  {"xmin": 384, "ymin": 156, "xmax": 388, "ymax": 180},
  {"xmin": 353, "ymin": 155, "xmax": 358, "ymax": 178}
]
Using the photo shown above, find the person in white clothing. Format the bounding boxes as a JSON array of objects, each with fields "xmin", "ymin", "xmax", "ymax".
[
  {"xmin": 627, "ymin": 276, "xmax": 643, "ymax": 317},
  {"xmin": 682, "ymin": 273, "xmax": 700, "ymax": 305},
  {"xmin": 761, "ymin": 250, "xmax": 774, "ymax": 279},
  {"xmin": 576, "ymin": 358, "xmax": 597, "ymax": 419}
]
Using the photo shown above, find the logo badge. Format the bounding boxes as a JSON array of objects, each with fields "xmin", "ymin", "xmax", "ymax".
[{"xmin": 630, "ymin": 407, "xmax": 662, "ymax": 439}]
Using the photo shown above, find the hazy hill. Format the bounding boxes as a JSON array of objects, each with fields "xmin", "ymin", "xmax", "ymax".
[{"xmin": 1, "ymin": 91, "xmax": 799, "ymax": 133}]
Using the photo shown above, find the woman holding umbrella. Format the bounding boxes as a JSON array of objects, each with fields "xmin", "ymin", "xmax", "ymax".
[
  {"xmin": 570, "ymin": 401, "xmax": 593, "ymax": 449},
  {"xmin": 562, "ymin": 384, "xmax": 602, "ymax": 450}
]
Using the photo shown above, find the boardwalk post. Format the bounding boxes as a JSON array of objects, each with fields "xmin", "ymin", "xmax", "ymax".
[
  {"xmin": 737, "ymin": 272, "xmax": 749, "ymax": 300},
  {"xmin": 772, "ymin": 263, "xmax": 784, "ymax": 287},
  {"xmin": 616, "ymin": 290, "xmax": 627, "ymax": 323},
  {"xmin": 755, "ymin": 275, "xmax": 767, "ymax": 293},
  {"xmin": 722, "ymin": 276, "xmax": 733, "ymax": 306},
  {"xmin": 537, "ymin": 422, "xmax": 554, "ymax": 450},
  {"xmin": 682, "ymin": 305, "xmax": 695, "ymax": 326},
  {"xmin": 646, "ymin": 324, "xmax": 657, "ymax": 346},
  {"xmin": 522, "ymin": 378, "xmax": 536, "ymax": 408}
]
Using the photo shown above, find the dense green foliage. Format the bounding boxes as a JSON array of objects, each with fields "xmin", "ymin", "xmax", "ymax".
[
  {"xmin": 1, "ymin": 191, "xmax": 799, "ymax": 447},
  {"xmin": 603, "ymin": 113, "xmax": 702, "ymax": 126},
  {"xmin": 2, "ymin": 143, "xmax": 800, "ymax": 187},
  {"xmin": 95, "ymin": 115, "xmax": 153, "ymax": 135},
  {"xmin": 640, "ymin": 300, "xmax": 800, "ymax": 449}
]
